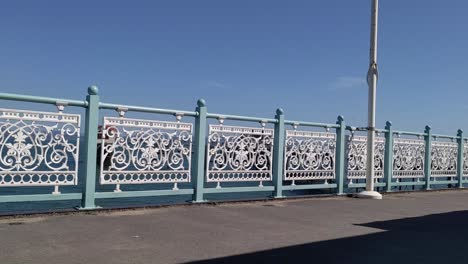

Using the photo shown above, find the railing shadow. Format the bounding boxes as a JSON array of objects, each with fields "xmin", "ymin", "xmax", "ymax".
[{"xmin": 185, "ymin": 210, "xmax": 468, "ymax": 264}]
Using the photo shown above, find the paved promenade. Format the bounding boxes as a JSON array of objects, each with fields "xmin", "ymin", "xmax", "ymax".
[{"xmin": 2, "ymin": 190, "xmax": 468, "ymax": 264}]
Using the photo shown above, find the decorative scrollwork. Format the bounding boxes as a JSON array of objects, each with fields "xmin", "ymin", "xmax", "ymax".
[
  {"xmin": 100, "ymin": 117, "xmax": 192, "ymax": 184},
  {"xmin": 464, "ymin": 144, "xmax": 468, "ymax": 176},
  {"xmin": 0, "ymin": 108, "xmax": 80, "ymax": 186},
  {"xmin": 393, "ymin": 138, "xmax": 425, "ymax": 178},
  {"xmin": 431, "ymin": 142, "xmax": 457, "ymax": 177},
  {"xmin": 346, "ymin": 135, "xmax": 385, "ymax": 179},
  {"xmin": 207, "ymin": 125, "xmax": 273, "ymax": 182},
  {"xmin": 284, "ymin": 130, "xmax": 335, "ymax": 180}
]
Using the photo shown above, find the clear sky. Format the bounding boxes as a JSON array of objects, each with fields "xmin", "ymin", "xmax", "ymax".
[{"xmin": 1, "ymin": 0, "xmax": 468, "ymax": 135}]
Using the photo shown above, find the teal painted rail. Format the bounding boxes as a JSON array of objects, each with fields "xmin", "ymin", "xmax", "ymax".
[{"xmin": 0, "ymin": 87, "xmax": 466, "ymax": 214}]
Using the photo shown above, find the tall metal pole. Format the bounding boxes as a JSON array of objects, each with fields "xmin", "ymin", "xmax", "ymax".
[{"xmin": 357, "ymin": 0, "xmax": 382, "ymax": 199}]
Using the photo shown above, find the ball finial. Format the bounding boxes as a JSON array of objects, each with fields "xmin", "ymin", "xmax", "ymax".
[
  {"xmin": 337, "ymin": 115, "xmax": 345, "ymax": 122},
  {"xmin": 276, "ymin": 108, "xmax": 284, "ymax": 115},
  {"xmin": 88, "ymin": 85, "xmax": 99, "ymax": 95},
  {"xmin": 197, "ymin": 99, "xmax": 206, "ymax": 107}
]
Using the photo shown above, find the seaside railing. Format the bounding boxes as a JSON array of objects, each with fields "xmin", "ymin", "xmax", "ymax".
[{"xmin": 0, "ymin": 86, "xmax": 467, "ymax": 211}]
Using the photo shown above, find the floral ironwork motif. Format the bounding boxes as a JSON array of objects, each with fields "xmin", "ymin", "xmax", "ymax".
[
  {"xmin": 393, "ymin": 138, "xmax": 425, "ymax": 178},
  {"xmin": 207, "ymin": 125, "xmax": 273, "ymax": 182},
  {"xmin": 346, "ymin": 135, "xmax": 385, "ymax": 179},
  {"xmin": 464, "ymin": 144, "xmax": 468, "ymax": 177},
  {"xmin": 0, "ymin": 108, "xmax": 80, "ymax": 186},
  {"xmin": 100, "ymin": 117, "xmax": 192, "ymax": 184},
  {"xmin": 431, "ymin": 141, "xmax": 457, "ymax": 177},
  {"xmin": 284, "ymin": 130, "xmax": 336, "ymax": 180}
]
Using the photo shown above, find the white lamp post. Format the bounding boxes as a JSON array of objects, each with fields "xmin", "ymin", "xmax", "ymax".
[{"xmin": 356, "ymin": 0, "xmax": 383, "ymax": 199}]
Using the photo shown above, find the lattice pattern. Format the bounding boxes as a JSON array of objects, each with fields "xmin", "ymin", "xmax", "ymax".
[
  {"xmin": 431, "ymin": 141, "xmax": 457, "ymax": 177},
  {"xmin": 0, "ymin": 108, "xmax": 80, "ymax": 186},
  {"xmin": 284, "ymin": 130, "xmax": 335, "ymax": 180},
  {"xmin": 346, "ymin": 135, "xmax": 385, "ymax": 179},
  {"xmin": 393, "ymin": 138, "xmax": 425, "ymax": 178},
  {"xmin": 100, "ymin": 117, "xmax": 192, "ymax": 184},
  {"xmin": 206, "ymin": 125, "xmax": 273, "ymax": 182}
]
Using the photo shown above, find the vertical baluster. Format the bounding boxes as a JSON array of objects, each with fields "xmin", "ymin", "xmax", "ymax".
[
  {"xmin": 272, "ymin": 108, "xmax": 285, "ymax": 198},
  {"xmin": 79, "ymin": 86, "xmax": 100, "ymax": 210},
  {"xmin": 335, "ymin": 116, "xmax": 346, "ymax": 195},
  {"xmin": 424, "ymin": 125, "xmax": 432, "ymax": 190},
  {"xmin": 457, "ymin": 129, "xmax": 464, "ymax": 188},
  {"xmin": 192, "ymin": 99, "xmax": 207, "ymax": 202},
  {"xmin": 384, "ymin": 121, "xmax": 393, "ymax": 192}
]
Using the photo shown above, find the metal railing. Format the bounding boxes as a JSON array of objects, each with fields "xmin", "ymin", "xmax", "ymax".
[{"xmin": 0, "ymin": 87, "xmax": 467, "ymax": 212}]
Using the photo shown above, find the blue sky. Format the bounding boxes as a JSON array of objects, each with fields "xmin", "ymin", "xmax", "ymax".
[{"xmin": 1, "ymin": 0, "xmax": 468, "ymax": 134}]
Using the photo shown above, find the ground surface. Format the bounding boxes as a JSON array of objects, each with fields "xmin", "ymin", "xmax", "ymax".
[{"xmin": 2, "ymin": 190, "xmax": 468, "ymax": 264}]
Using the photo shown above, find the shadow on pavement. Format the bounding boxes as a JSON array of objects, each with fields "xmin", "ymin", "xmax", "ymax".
[{"xmin": 185, "ymin": 210, "xmax": 468, "ymax": 264}]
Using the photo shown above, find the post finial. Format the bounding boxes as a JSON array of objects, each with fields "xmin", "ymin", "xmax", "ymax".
[
  {"xmin": 337, "ymin": 115, "xmax": 345, "ymax": 122},
  {"xmin": 197, "ymin": 99, "xmax": 206, "ymax": 107},
  {"xmin": 276, "ymin": 108, "xmax": 284, "ymax": 115},
  {"xmin": 88, "ymin": 85, "xmax": 99, "ymax": 95},
  {"xmin": 425, "ymin": 125, "xmax": 431, "ymax": 133},
  {"xmin": 458, "ymin": 129, "xmax": 463, "ymax": 136}
]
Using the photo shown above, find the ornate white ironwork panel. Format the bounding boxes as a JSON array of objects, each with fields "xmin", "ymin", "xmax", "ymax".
[
  {"xmin": 392, "ymin": 138, "xmax": 425, "ymax": 178},
  {"xmin": 431, "ymin": 141, "xmax": 457, "ymax": 177},
  {"xmin": 284, "ymin": 130, "xmax": 336, "ymax": 180},
  {"xmin": 100, "ymin": 117, "xmax": 192, "ymax": 184},
  {"xmin": 0, "ymin": 108, "xmax": 80, "ymax": 186},
  {"xmin": 207, "ymin": 125, "xmax": 273, "ymax": 182},
  {"xmin": 346, "ymin": 135, "xmax": 385, "ymax": 179},
  {"xmin": 464, "ymin": 143, "xmax": 468, "ymax": 176}
]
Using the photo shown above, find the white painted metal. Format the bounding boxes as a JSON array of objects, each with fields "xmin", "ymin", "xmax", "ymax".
[
  {"xmin": 0, "ymin": 108, "xmax": 80, "ymax": 187},
  {"xmin": 347, "ymin": 135, "xmax": 385, "ymax": 179},
  {"xmin": 392, "ymin": 138, "xmax": 425, "ymax": 178},
  {"xmin": 431, "ymin": 141, "xmax": 457, "ymax": 177},
  {"xmin": 206, "ymin": 124, "xmax": 274, "ymax": 183},
  {"xmin": 100, "ymin": 117, "xmax": 192, "ymax": 185},
  {"xmin": 284, "ymin": 130, "xmax": 336, "ymax": 181},
  {"xmin": 464, "ymin": 143, "xmax": 468, "ymax": 177}
]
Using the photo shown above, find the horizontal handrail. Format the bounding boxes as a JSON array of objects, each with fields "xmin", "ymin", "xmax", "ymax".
[
  {"xmin": 345, "ymin": 126, "xmax": 388, "ymax": 133},
  {"xmin": 207, "ymin": 112, "xmax": 277, "ymax": 123},
  {"xmin": 432, "ymin": 134, "xmax": 460, "ymax": 140},
  {"xmin": 99, "ymin": 102, "xmax": 198, "ymax": 117},
  {"xmin": 284, "ymin": 120, "xmax": 339, "ymax": 129},
  {"xmin": 0, "ymin": 92, "xmax": 88, "ymax": 107},
  {"xmin": 393, "ymin": 130, "xmax": 427, "ymax": 137}
]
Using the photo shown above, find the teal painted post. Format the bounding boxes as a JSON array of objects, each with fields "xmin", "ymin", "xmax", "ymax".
[
  {"xmin": 80, "ymin": 86, "xmax": 100, "ymax": 209},
  {"xmin": 272, "ymin": 108, "xmax": 285, "ymax": 198},
  {"xmin": 457, "ymin": 129, "xmax": 464, "ymax": 188},
  {"xmin": 192, "ymin": 99, "xmax": 207, "ymax": 202},
  {"xmin": 335, "ymin": 116, "xmax": 346, "ymax": 195},
  {"xmin": 384, "ymin": 121, "xmax": 393, "ymax": 192},
  {"xmin": 424, "ymin": 125, "xmax": 432, "ymax": 190}
]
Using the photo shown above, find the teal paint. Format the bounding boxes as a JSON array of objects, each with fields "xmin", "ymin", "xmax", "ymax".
[
  {"xmin": 272, "ymin": 108, "xmax": 285, "ymax": 198},
  {"xmin": 203, "ymin": 186, "xmax": 275, "ymax": 194},
  {"xmin": 192, "ymin": 99, "xmax": 207, "ymax": 202},
  {"xmin": 0, "ymin": 193, "xmax": 82, "ymax": 203},
  {"xmin": 384, "ymin": 121, "xmax": 393, "ymax": 192},
  {"xmin": 335, "ymin": 116, "xmax": 346, "ymax": 195},
  {"xmin": 282, "ymin": 184, "xmax": 338, "ymax": 191},
  {"xmin": 95, "ymin": 189, "xmax": 194, "ymax": 199},
  {"xmin": 424, "ymin": 125, "xmax": 432, "ymax": 190},
  {"xmin": 79, "ymin": 86, "xmax": 100, "ymax": 209},
  {"xmin": 457, "ymin": 129, "xmax": 464, "ymax": 188}
]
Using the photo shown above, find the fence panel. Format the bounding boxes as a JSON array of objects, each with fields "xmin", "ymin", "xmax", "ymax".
[
  {"xmin": 430, "ymin": 141, "xmax": 457, "ymax": 177},
  {"xmin": 0, "ymin": 108, "xmax": 80, "ymax": 190},
  {"xmin": 392, "ymin": 138, "xmax": 425, "ymax": 178},
  {"xmin": 100, "ymin": 116, "xmax": 192, "ymax": 190},
  {"xmin": 206, "ymin": 124, "xmax": 273, "ymax": 185},
  {"xmin": 346, "ymin": 135, "xmax": 385, "ymax": 180},
  {"xmin": 284, "ymin": 130, "xmax": 336, "ymax": 181}
]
